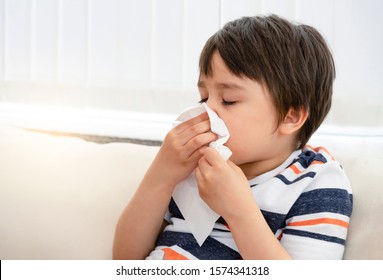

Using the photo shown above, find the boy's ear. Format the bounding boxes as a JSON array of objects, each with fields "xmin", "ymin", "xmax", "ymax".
[{"xmin": 278, "ymin": 107, "xmax": 308, "ymax": 135}]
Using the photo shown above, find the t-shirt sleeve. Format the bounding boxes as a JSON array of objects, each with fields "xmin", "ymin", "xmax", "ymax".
[{"xmin": 279, "ymin": 161, "xmax": 353, "ymax": 259}]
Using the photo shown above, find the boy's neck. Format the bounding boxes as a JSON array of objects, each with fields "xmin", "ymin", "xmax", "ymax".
[{"xmin": 239, "ymin": 148, "xmax": 297, "ymax": 180}]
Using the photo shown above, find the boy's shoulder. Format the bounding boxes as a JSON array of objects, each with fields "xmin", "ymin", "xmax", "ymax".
[
  {"xmin": 288, "ymin": 145, "xmax": 344, "ymax": 174},
  {"xmin": 277, "ymin": 145, "xmax": 352, "ymax": 194},
  {"xmin": 252, "ymin": 145, "xmax": 352, "ymax": 225}
]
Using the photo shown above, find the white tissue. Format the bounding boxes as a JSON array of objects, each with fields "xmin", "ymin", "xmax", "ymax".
[{"xmin": 172, "ymin": 103, "xmax": 232, "ymax": 246}]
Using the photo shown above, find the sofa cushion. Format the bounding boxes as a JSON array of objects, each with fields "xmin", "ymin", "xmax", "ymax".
[{"xmin": 0, "ymin": 125, "xmax": 159, "ymax": 259}]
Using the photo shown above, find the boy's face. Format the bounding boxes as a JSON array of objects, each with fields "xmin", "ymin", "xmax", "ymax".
[{"xmin": 198, "ymin": 51, "xmax": 293, "ymax": 178}]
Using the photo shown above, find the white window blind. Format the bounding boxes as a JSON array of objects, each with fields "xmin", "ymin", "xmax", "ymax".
[{"xmin": 0, "ymin": 0, "xmax": 382, "ymax": 138}]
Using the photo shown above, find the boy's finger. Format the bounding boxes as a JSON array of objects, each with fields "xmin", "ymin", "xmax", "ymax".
[
  {"xmin": 202, "ymin": 147, "xmax": 225, "ymax": 166},
  {"xmin": 186, "ymin": 132, "xmax": 217, "ymax": 159},
  {"xmin": 173, "ymin": 112, "xmax": 209, "ymax": 135},
  {"xmin": 198, "ymin": 156, "xmax": 211, "ymax": 171}
]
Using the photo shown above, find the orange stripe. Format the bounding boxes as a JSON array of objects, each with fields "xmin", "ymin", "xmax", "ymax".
[
  {"xmin": 288, "ymin": 218, "xmax": 349, "ymax": 228},
  {"xmin": 290, "ymin": 164, "xmax": 301, "ymax": 174},
  {"xmin": 162, "ymin": 248, "xmax": 189, "ymax": 260}
]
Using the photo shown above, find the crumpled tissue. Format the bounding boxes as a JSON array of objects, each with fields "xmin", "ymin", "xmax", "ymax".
[{"xmin": 172, "ymin": 103, "xmax": 232, "ymax": 246}]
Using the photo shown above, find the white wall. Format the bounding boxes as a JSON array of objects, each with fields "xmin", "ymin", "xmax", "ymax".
[{"xmin": 0, "ymin": 0, "xmax": 382, "ymax": 139}]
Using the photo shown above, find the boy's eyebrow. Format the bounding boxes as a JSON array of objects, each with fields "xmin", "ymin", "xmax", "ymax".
[
  {"xmin": 217, "ymin": 82, "xmax": 245, "ymax": 90},
  {"xmin": 197, "ymin": 80, "xmax": 245, "ymax": 90}
]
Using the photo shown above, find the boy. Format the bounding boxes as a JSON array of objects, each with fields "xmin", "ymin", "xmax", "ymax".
[{"xmin": 113, "ymin": 14, "xmax": 352, "ymax": 260}]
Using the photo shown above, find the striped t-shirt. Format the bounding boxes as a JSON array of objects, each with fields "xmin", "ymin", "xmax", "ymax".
[{"xmin": 146, "ymin": 146, "xmax": 353, "ymax": 260}]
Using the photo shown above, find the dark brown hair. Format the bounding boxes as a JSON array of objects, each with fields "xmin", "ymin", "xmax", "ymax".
[{"xmin": 199, "ymin": 14, "xmax": 335, "ymax": 148}]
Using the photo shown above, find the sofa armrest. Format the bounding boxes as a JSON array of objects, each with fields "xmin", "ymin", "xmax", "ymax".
[{"xmin": 0, "ymin": 125, "xmax": 159, "ymax": 259}]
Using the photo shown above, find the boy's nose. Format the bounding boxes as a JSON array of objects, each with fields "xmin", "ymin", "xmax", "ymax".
[
  {"xmin": 205, "ymin": 100, "xmax": 215, "ymax": 111},
  {"xmin": 205, "ymin": 101, "xmax": 221, "ymax": 118}
]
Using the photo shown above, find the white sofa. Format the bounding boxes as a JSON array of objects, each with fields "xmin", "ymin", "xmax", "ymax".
[{"xmin": 0, "ymin": 124, "xmax": 382, "ymax": 259}]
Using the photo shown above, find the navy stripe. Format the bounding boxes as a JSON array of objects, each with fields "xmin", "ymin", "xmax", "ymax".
[
  {"xmin": 283, "ymin": 228, "xmax": 345, "ymax": 245},
  {"xmin": 168, "ymin": 198, "xmax": 184, "ymax": 219},
  {"xmin": 276, "ymin": 172, "xmax": 316, "ymax": 185},
  {"xmin": 216, "ymin": 217, "xmax": 226, "ymax": 224},
  {"xmin": 157, "ymin": 231, "xmax": 242, "ymax": 260},
  {"xmin": 261, "ymin": 210, "xmax": 286, "ymax": 234},
  {"xmin": 286, "ymin": 188, "xmax": 353, "ymax": 219},
  {"xmin": 213, "ymin": 228, "xmax": 230, "ymax": 233}
]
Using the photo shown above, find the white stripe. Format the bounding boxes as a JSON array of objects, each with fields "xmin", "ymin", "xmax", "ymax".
[
  {"xmin": 251, "ymin": 177, "xmax": 311, "ymax": 213},
  {"xmin": 280, "ymin": 234, "xmax": 345, "ymax": 260}
]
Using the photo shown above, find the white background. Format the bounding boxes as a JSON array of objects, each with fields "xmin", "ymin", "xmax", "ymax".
[{"xmin": 0, "ymin": 0, "xmax": 382, "ymax": 139}]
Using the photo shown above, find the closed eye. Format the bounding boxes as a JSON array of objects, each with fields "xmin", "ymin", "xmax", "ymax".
[
  {"xmin": 222, "ymin": 100, "xmax": 236, "ymax": 106},
  {"xmin": 198, "ymin": 98, "xmax": 236, "ymax": 106}
]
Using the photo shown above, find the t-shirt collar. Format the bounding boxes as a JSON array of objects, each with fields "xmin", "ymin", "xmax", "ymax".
[{"xmin": 248, "ymin": 149, "xmax": 301, "ymax": 186}]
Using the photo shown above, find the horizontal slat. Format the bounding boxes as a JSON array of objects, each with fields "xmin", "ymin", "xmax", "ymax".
[
  {"xmin": 4, "ymin": 0, "xmax": 31, "ymax": 82},
  {"xmin": 0, "ymin": 0, "xmax": 382, "ymax": 130}
]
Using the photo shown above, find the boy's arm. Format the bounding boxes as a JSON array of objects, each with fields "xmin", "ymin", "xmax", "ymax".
[
  {"xmin": 225, "ymin": 203, "xmax": 292, "ymax": 259},
  {"xmin": 112, "ymin": 171, "xmax": 173, "ymax": 259},
  {"xmin": 113, "ymin": 112, "xmax": 217, "ymax": 259}
]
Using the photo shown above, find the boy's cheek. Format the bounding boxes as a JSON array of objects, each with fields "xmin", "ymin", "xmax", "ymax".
[{"xmin": 224, "ymin": 141, "xmax": 240, "ymax": 163}]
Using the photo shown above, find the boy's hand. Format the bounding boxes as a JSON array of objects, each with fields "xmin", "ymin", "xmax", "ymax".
[
  {"xmin": 195, "ymin": 148, "xmax": 255, "ymax": 220},
  {"xmin": 147, "ymin": 112, "xmax": 217, "ymax": 190}
]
